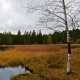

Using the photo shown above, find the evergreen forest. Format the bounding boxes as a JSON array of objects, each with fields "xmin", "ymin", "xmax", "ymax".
[{"xmin": 0, "ymin": 29, "xmax": 80, "ymax": 45}]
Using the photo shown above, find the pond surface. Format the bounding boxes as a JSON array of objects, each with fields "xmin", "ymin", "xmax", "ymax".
[
  {"xmin": 0, "ymin": 66, "xmax": 31, "ymax": 80},
  {"xmin": 0, "ymin": 47, "xmax": 6, "ymax": 51}
]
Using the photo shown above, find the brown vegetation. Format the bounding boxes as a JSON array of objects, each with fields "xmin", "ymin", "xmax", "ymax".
[{"xmin": 0, "ymin": 44, "xmax": 80, "ymax": 80}]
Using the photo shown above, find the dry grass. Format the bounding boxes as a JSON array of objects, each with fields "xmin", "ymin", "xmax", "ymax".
[
  {"xmin": 0, "ymin": 44, "xmax": 80, "ymax": 80},
  {"xmin": 0, "ymin": 44, "xmax": 65, "ymax": 66}
]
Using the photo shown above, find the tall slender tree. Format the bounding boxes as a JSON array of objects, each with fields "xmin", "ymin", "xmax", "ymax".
[
  {"xmin": 31, "ymin": 30, "xmax": 37, "ymax": 44},
  {"xmin": 26, "ymin": 0, "xmax": 80, "ymax": 74},
  {"xmin": 17, "ymin": 30, "xmax": 23, "ymax": 44},
  {"xmin": 38, "ymin": 30, "xmax": 42, "ymax": 44},
  {"xmin": 62, "ymin": 0, "xmax": 71, "ymax": 74}
]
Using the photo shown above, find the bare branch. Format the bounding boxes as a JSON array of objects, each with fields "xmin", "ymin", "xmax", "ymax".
[{"xmin": 26, "ymin": 0, "xmax": 80, "ymax": 31}]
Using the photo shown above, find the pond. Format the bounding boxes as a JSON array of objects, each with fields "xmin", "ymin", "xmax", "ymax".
[
  {"xmin": 0, "ymin": 47, "xmax": 7, "ymax": 51},
  {"xmin": 0, "ymin": 65, "xmax": 31, "ymax": 80}
]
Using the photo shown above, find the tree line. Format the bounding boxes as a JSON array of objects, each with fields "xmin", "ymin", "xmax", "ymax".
[{"xmin": 0, "ymin": 29, "xmax": 80, "ymax": 45}]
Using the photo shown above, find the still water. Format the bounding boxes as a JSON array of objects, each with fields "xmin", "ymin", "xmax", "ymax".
[{"xmin": 0, "ymin": 66, "xmax": 30, "ymax": 80}]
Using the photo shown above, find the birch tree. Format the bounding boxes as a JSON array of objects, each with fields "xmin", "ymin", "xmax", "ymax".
[{"xmin": 26, "ymin": 0, "xmax": 80, "ymax": 74}]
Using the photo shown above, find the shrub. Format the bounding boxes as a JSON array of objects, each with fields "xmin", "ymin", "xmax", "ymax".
[{"xmin": 76, "ymin": 39, "xmax": 80, "ymax": 44}]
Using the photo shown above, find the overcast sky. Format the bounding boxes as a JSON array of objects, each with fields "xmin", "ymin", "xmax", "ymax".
[{"xmin": 0, "ymin": 0, "xmax": 78, "ymax": 34}]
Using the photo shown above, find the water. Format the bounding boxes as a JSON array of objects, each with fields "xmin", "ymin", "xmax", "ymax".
[
  {"xmin": 0, "ymin": 66, "xmax": 31, "ymax": 80},
  {"xmin": 0, "ymin": 47, "xmax": 6, "ymax": 51}
]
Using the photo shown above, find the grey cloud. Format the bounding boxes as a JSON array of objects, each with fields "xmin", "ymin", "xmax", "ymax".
[
  {"xmin": 0, "ymin": 0, "xmax": 39, "ymax": 33},
  {"xmin": 0, "ymin": 0, "xmax": 72, "ymax": 34}
]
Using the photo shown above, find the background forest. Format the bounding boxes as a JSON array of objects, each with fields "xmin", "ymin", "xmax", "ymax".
[{"xmin": 0, "ymin": 29, "xmax": 80, "ymax": 45}]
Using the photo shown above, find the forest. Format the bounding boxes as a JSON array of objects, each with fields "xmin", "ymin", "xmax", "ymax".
[{"xmin": 0, "ymin": 29, "xmax": 80, "ymax": 45}]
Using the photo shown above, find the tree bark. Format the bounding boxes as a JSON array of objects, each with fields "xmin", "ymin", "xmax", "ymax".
[{"xmin": 62, "ymin": 0, "xmax": 71, "ymax": 74}]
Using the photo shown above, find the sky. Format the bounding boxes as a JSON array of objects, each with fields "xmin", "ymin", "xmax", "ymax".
[{"xmin": 0, "ymin": 0, "xmax": 79, "ymax": 34}]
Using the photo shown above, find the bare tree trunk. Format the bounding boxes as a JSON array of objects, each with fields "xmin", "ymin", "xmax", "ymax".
[
  {"xmin": 62, "ymin": 0, "xmax": 71, "ymax": 74},
  {"xmin": 66, "ymin": 32, "xmax": 71, "ymax": 74}
]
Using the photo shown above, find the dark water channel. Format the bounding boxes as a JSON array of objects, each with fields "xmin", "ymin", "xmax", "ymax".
[
  {"xmin": 0, "ymin": 46, "xmax": 8, "ymax": 51},
  {"xmin": 0, "ymin": 66, "xmax": 31, "ymax": 80}
]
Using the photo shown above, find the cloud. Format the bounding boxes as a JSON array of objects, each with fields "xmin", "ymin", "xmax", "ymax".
[
  {"xmin": 0, "ymin": 0, "xmax": 59, "ymax": 34},
  {"xmin": 0, "ymin": 0, "xmax": 78, "ymax": 34},
  {"xmin": 0, "ymin": 0, "xmax": 41, "ymax": 34}
]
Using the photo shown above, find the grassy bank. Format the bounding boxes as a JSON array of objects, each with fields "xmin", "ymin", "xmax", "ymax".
[{"xmin": 0, "ymin": 44, "xmax": 80, "ymax": 80}]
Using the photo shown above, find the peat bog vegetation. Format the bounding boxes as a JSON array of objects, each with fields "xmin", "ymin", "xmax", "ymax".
[{"xmin": 0, "ymin": 44, "xmax": 80, "ymax": 80}]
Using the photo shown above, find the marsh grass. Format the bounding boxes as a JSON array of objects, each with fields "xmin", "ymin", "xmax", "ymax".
[{"xmin": 0, "ymin": 44, "xmax": 80, "ymax": 80}]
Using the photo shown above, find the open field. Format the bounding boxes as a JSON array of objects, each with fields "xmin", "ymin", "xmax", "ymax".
[{"xmin": 0, "ymin": 44, "xmax": 80, "ymax": 80}]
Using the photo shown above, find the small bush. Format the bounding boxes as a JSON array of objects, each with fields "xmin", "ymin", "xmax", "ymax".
[{"xmin": 76, "ymin": 39, "xmax": 80, "ymax": 44}]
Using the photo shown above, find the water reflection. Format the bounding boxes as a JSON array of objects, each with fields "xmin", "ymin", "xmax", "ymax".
[
  {"xmin": 0, "ymin": 47, "xmax": 5, "ymax": 51},
  {"xmin": 0, "ymin": 66, "xmax": 30, "ymax": 80}
]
